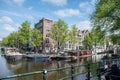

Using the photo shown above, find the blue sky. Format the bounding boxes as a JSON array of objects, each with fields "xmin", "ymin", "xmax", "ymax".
[{"xmin": 0, "ymin": 0, "xmax": 96, "ymax": 41}]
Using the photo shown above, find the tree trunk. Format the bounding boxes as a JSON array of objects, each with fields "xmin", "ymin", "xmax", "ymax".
[
  {"xmin": 35, "ymin": 47, "xmax": 38, "ymax": 54},
  {"xmin": 57, "ymin": 42, "xmax": 60, "ymax": 53}
]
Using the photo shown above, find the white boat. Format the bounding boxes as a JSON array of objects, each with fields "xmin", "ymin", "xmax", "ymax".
[{"xmin": 4, "ymin": 48, "xmax": 23, "ymax": 61}]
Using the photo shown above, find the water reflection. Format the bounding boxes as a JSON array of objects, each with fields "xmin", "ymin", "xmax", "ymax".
[
  {"xmin": 0, "ymin": 55, "xmax": 14, "ymax": 78},
  {"xmin": 0, "ymin": 54, "xmax": 93, "ymax": 80}
]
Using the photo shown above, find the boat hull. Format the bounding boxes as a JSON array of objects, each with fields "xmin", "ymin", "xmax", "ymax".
[
  {"xmin": 25, "ymin": 55, "xmax": 49, "ymax": 60},
  {"xmin": 50, "ymin": 56, "xmax": 72, "ymax": 61},
  {"xmin": 4, "ymin": 55, "xmax": 23, "ymax": 61}
]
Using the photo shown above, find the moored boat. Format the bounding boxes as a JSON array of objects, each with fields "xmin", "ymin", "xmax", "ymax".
[
  {"xmin": 4, "ymin": 48, "xmax": 23, "ymax": 61},
  {"xmin": 24, "ymin": 54, "xmax": 50, "ymax": 60},
  {"xmin": 50, "ymin": 52, "xmax": 74, "ymax": 61}
]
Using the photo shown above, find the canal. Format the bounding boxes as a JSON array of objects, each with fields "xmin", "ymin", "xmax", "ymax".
[{"xmin": 0, "ymin": 52, "xmax": 101, "ymax": 80}]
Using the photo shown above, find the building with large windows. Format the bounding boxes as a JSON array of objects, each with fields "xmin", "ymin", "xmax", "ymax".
[{"xmin": 35, "ymin": 18, "xmax": 54, "ymax": 53}]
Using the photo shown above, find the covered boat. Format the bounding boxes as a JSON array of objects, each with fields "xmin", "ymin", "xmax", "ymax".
[
  {"xmin": 24, "ymin": 54, "xmax": 50, "ymax": 60},
  {"xmin": 4, "ymin": 48, "xmax": 23, "ymax": 61}
]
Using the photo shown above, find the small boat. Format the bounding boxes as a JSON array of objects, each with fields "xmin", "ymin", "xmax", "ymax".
[
  {"xmin": 4, "ymin": 48, "xmax": 23, "ymax": 61},
  {"xmin": 55, "ymin": 56, "xmax": 68, "ymax": 61},
  {"xmin": 50, "ymin": 53, "xmax": 72, "ymax": 61},
  {"xmin": 24, "ymin": 54, "xmax": 50, "ymax": 60}
]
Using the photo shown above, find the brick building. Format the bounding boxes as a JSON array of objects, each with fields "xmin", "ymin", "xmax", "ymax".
[{"xmin": 35, "ymin": 18, "xmax": 54, "ymax": 53}]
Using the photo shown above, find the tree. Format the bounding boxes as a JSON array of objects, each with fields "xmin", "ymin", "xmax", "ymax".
[
  {"xmin": 49, "ymin": 19, "xmax": 69, "ymax": 52},
  {"xmin": 31, "ymin": 29, "xmax": 42, "ymax": 53},
  {"xmin": 1, "ymin": 32, "xmax": 17, "ymax": 47},
  {"xmin": 110, "ymin": 34, "xmax": 120, "ymax": 45},
  {"xmin": 8, "ymin": 32, "xmax": 16, "ymax": 47},
  {"xmin": 83, "ymin": 27, "xmax": 105, "ymax": 49},
  {"xmin": 1, "ymin": 37, "xmax": 9, "ymax": 46},
  {"xmin": 69, "ymin": 25, "xmax": 80, "ymax": 50},
  {"xmin": 92, "ymin": 0, "xmax": 120, "ymax": 44},
  {"xmin": 83, "ymin": 33, "xmax": 93, "ymax": 49},
  {"xmin": 1, "ymin": 21, "xmax": 44, "ymax": 53},
  {"xmin": 18, "ymin": 21, "xmax": 31, "ymax": 50}
]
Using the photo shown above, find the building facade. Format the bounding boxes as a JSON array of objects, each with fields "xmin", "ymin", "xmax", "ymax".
[
  {"xmin": 35, "ymin": 18, "xmax": 89, "ymax": 52},
  {"xmin": 35, "ymin": 18, "xmax": 54, "ymax": 53},
  {"xmin": 63, "ymin": 30, "xmax": 89, "ymax": 51}
]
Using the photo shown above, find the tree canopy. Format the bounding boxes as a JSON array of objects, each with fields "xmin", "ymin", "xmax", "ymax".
[
  {"xmin": 1, "ymin": 21, "xmax": 42, "ymax": 52},
  {"xmin": 49, "ymin": 19, "xmax": 69, "ymax": 52},
  {"xmin": 83, "ymin": 26, "xmax": 105, "ymax": 49},
  {"xmin": 91, "ymin": 0, "xmax": 120, "ymax": 45},
  {"xmin": 69, "ymin": 25, "xmax": 79, "ymax": 44},
  {"xmin": 31, "ymin": 29, "xmax": 42, "ymax": 52}
]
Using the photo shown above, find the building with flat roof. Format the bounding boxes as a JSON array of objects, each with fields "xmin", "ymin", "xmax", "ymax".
[{"xmin": 35, "ymin": 18, "xmax": 54, "ymax": 53}]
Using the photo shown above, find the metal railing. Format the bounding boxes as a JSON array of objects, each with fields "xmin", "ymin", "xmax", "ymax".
[
  {"xmin": 0, "ymin": 62, "xmax": 100, "ymax": 80},
  {"xmin": 0, "ymin": 58, "xmax": 120, "ymax": 80},
  {"xmin": 0, "ymin": 55, "xmax": 120, "ymax": 80}
]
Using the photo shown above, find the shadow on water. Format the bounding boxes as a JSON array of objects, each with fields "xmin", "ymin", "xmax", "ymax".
[{"xmin": 0, "ymin": 53, "xmax": 94, "ymax": 80}]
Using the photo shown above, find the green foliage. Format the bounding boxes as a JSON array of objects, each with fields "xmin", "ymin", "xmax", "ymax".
[
  {"xmin": 1, "ymin": 32, "xmax": 17, "ymax": 47},
  {"xmin": 49, "ymin": 19, "xmax": 69, "ymax": 51},
  {"xmin": 19, "ymin": 21, "xmax": 31, "ymax": 46},
  {"xmin": 110, "ymin": 34, "xmax": 120, "ymax": 45},
  {"xmin": 8, "ymin": 32, "xmax": 16, "ymax": 47},
  {"xmin": 31, "ymin": 29, "xmax": 42, "ymax": 52},
  {"xmin": 83, "ymin": 34, "xmax": 93, "ymax": 48},
  {"xmin": 1, "ymin": 21, "xmax": 42, "ymax": 52},
  {"xmin": 92, "ymin": 0, "xmax": 120, "ymax": 44},
  {"xmin": 1, "ymin": 37, "xmax": 9, "ymax": 46},
  {"xmin": 83, "ymin": 27, "xmax": 105, "ymax": 48},
  {"xmin": 69, "ymin": 25, "xmax": 79, "ymax": 44}
]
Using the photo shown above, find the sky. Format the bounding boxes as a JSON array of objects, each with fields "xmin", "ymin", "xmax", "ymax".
[{"xmin": 0, "ymin": 0, "xmax": 96, "ymax": 41}]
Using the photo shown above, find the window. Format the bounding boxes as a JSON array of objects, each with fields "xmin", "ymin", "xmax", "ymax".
[
  {"xmin": 46, "ymin": 39, "xmax": 49, "ymax": 43},
  {"xmin": 46, "ymin": 21, "xmax": 50, "ymax": 27},
  {"xmin": 64, "ymin": 44, "xmax": 67, "ymax": 48},
  {"xmin": 69, "ymin": 41, "xmax": 71, "ymax": 43},
  {"xmin": 69, "ymin": 45, "xmax": 71, "ymax": 48},
  {"xmin": 46, "ymin": 29, "xmax": 50, "ymax": 33},
  {"xmin": 46, "ymin": 34, "xmax": 49, "ymax": 37}
]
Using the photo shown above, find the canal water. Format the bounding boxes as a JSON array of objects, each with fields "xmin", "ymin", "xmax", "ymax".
[{"xmin": 0, "ymin": 52, "xmax": 100, "ymax": 80}]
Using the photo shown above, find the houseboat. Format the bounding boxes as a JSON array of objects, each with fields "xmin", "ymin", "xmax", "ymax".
[
  {"xmin": 4, "ymin": 48, "xmax": 23, "ymax": 61},
  {"xmin": 24, "ymin": 54, "xmax": 50, "ymax": 60}
]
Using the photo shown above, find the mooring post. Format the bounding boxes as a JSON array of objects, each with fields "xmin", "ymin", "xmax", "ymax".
[
  {"xmin": 97, "ymin": 61, "xmax": 101, "ymax": 80},
  {"xmin": 43, "ymin": 69, "xmax": 47, "ymax": 80},
  {"xmin": 71, "ymin": 64, "xmax": 74, "ymax": 80},
  {"xmin": 87, "ymin": 63, "xmax": 90, "ymax": 80}
]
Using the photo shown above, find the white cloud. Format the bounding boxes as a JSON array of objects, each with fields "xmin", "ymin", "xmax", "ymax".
[
  {"xmin": 5, "ymin": 0, "xmax": 25, "ymax": 6},
  {"xmin": 24, "ymin": 15, "xmax": 34, "ymax": 20},
  {"xmin": 3, "ymin": 24, "xmax": 15, "ymax": 32},
  {"xmin": 13, "ymin": 0, "xmax": 25, "ymax": 5},
  {"xmin": 0, "ymin": 10, "xmax": 35, "ymax": 20},
  {"xmin": 42, "ymin": 0, "xmax": 67, "ymax": 6},
  {"xmin": 0, "ymin": 10, "xmax": 22, "ymax": 17},
  {"xmin": 79, "ymin": 2, "xmax": 94, "ymax": 13},
  {"xmin": 28, "ymin": 6, "xmax": 33, "ymax": 10},
  {"xmin": 0, "ymin": 38, "xmax": 2, "ymax": 41},
  {"xmin": 54, "ymin": 8, "xmax": 80, "ymax": 17},
  {"xmin": 77, "ymin": 20, "xmax": 92, "ymax": 30},
  {"xmin": 0, "ymin": 16, "xmax": 13, "ymax": 23}
]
